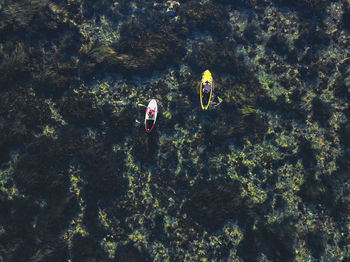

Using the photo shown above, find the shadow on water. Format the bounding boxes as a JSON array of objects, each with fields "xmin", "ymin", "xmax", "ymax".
[{"xmin": 131, "ymin": 118, "xmax": 160, "ymax": 166}]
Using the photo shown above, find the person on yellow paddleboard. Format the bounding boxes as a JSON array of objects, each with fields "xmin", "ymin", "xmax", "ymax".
[
  {"xmin": 200, "ymin": 69, "xmax": 222, "ymax": 109},
  {"xmin": 202, "ymin": 80, "xmax": 212, "ymax": 94}
]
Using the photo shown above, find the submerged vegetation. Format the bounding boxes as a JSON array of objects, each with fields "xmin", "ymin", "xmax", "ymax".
[{"xmin": 0, "ymin": 0, "xmax": 349, "ymax": 261}]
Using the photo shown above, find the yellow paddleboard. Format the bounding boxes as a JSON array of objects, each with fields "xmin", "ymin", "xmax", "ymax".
[{"xmin": 200, "ymin": 69, "xmax": 213, "ymax": 110}]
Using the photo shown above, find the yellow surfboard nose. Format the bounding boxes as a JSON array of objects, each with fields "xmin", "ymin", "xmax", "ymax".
[{"xmin": 201, "ymin": 69, "xmax": 212, "ymax": 84}]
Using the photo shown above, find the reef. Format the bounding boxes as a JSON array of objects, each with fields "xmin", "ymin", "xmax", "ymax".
[{"xmin": 0, "ymin": 0, "xmax": 349, "ymax": 261}]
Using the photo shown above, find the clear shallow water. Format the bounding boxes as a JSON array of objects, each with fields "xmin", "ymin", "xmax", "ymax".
[{"xmin": 0, "ymin": 0, "xmax": 349, "ymax": 261}]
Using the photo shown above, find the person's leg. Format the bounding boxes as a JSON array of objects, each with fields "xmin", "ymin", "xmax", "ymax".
[{"xmin": 210, "ymin": 93, "xmax": 218, "ymax": 107}]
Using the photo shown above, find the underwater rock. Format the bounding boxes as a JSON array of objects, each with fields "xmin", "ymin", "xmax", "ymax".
[
  {"xmin": 298, "ymin": 173, "xmax": 335, "ymax": 208},
  {"xmin": 300, "ymin": 48, "xmax": 319, "ymax": 65},
  {"xmin": 306, "ymin": 230, "xmax": 326, "ymax": 259},
  {"xmin": 243, "ymin": 24, "xmax": 261, "ymax": 43},
  {"xmin": 87, "ymin": 20, "xmax": 185, "ymax": 76},
  {"xmin": 82, "ymin": 0, "xmax": 111, "ymax": 20},
  {"xmin": 272, "ymin": 0, "xmax": 332, "ymax": 17},
  {"xmin": 13, "ymin": 136, "xmax": 71, "ymax": 198},
  {"xmin": 342, "ymin": 7, "xmax": 350, "ymax": 31},
  {"xmin": 299, "ymin": 64, "xmax": 318, "ymax": 80},
  {"xmin": 0, "ymin": 198, "xmax": 38, "ymax": 260},
  {"xmin": 75, "ymin": 134, "xmax": 127, "ymax": 237},
  {"xmin": 210, "ymin": 108, "xmax": 267, "ymax": 145},
  {"xmin": 0, "ymin": 40, "xmax": 32, "ymax": 89},
  {"xmin": 184, "ymin": 178, "xmax": 267, "ymax": 232},
  {"xmin": 260, "ymin": 89, "xmax": 307, "ymax": 122},
  {"xmin": 2, "ymin": 134, "xmax": 78, "ymax": 260},
  {"xmin": 331, "ymin": 196, "xmax": 350, "ymax": 225},
  {"xmin": 212, "ymin": 0, "xmax": 267, "ymax": 8},
  {"xmin": 106, "ymin": 104, "xmax": 136, "ymax": 140},
  {"xmin": 298, "ymin": 137, "xmax": 317, "ymax": 170},
  {"xmin": 38, "ymin": 197, "xmax": 79, "ymax": 239},
  {"xmin": 333, "ymin": 72, "xmax": 350, "ymax": 99},
  {"xmin": 12, "ymin": 127, "xmax": 79, "ymax": 197},
  {"xmin": 78, "ymin": 139, "xmax": 127, "ymax": 199},
  {"xmin": 185, "ymin": 40, "xmax": 242, "ymax": 74},
  {"xmin": 0, "ymin": 0, "xmax": 82, "ymax": 97},
  {"xmin": 0, "ymin": 87, "xmax": 51, "ymax": 163},
  {"xmin": 338, "ymin": 122, "xmax": 350, "ymax": 149},
  {"xmin": 238, "ymin": 217, "xmax": 297, "ymax": 262},
  {"xmin": 311, "ymin": 97, "xmax": 332, "ymax": 128},
  {"xmin": 131, "ymin": 128, "xmax": 159, "ymax": 165},
  {"xmin": 58, "ymin": 88, "xmax": 104, "ymax": 127},
  {"xmin": 0, "ymin": 0, "xmax": 50, "ymax": 32},
  {"xmin": 241, "ymin": 113, "xmax": 268, "ymax": 143},
  {"xmin": 115, "ymin": 244, "xmax": 151, "ymax": 262},
  {"xmin": 178, "ymin": 1, "xmax": 230, "ymax": 38},
  {"xmin": 184, "ymin": 179, "xmax": 241, "ymax": 232},
  {"xmin": 266, "ymin": 34, "xmax": 289, "ymax": 56},
  {"xmin": 294, "ymin": 23, "xmax": 330, "ymax": 49},
  {"xmin": 72, "ymin": 234, "xmax": 109, "ymax": 262}
]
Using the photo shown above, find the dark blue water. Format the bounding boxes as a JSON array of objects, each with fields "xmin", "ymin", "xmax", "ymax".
[{"xmin": 0, "ymin": 0, "xmax": 349, "ymax": 261}]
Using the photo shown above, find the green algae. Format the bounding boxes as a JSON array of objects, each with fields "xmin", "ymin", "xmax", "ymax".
[
  {"xmin": 62, "ymin": 163, "xmax": 88, "ymax": 254},
  {"xmin": 0, "ymin": 151, "xmax": 23, "ymax": 200},
  {"xmin": 150, "ymin": 241, "xmax": 170, "ymax": 262},
  {"xmin": 223, "ymin": 85, "xmax": 257, "ymax": 114},
  {"xmin": 80, "ymin": 15, "xmax": 121, "ymax": 45}
]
